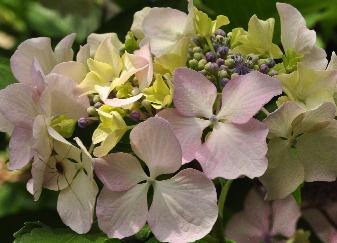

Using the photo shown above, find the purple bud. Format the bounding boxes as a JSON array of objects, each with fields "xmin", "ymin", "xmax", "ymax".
[
  {"xmin": 259, "ymin": 64, "xmax": 269, "ymax": 74},
  {"xmin": 78, "ymin": 117, "xmax": 89, "ymax": 128},
  {"xmin": 94, "ymin": 102, "xmax": 103, "ymax": 109},
  {"xmin": 214, "ymin": 29, "xmax": 226, "ymax": 36},
  {"xmin": 216, "ymin": 58, "xmax": 225, "ymax": 66},
  {"xmin": 205, "ymin": 52, "xmax": 216, "ymax": 62},
  {"xmin": 220, "ymin": 78, "xmax": 229, "ymax": 87},
  {"xmin": 219, "ymin": 65, "xmax": 227, "ymax": 71},
  {"xmin": 129, "ymin": 111, "xmax": 141, "ymax": 122},
  {"xmin": 217, "ymin": 46, "xmax": 228, "ymax": 58},
  {"xmin": 266, "ymin": 58, "xmax": 276, "ymax": 67},
  {"xmin": 205, "ymin": 62, "xmax": 219, "ymax": 73}
]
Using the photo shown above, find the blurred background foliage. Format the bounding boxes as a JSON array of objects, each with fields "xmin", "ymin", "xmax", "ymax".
[{"xmin": 0, "ymin": 0, "xmax": 337, "ymax": 242}]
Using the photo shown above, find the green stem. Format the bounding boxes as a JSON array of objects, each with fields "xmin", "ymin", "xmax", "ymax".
[
  {"xmin": 206, "ymin": 36, "xmax": 216, "ymax": 53},
  {"xmin": 218, "ymin": 180, "xmax": 233, "ymax": 219}
]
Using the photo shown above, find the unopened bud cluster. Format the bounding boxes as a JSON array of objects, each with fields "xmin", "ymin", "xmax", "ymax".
[{"xmin": 187, "ymin": 29, "xmax": 278, "ymax": 88}]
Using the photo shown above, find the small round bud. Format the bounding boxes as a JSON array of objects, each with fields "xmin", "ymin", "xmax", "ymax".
[
  {"xmin": 259, "ymin": 64, "xmax": 269, "ymax": 74},
  {"xmin": 258, "ymin": 59, "xmax": 268, "ymax": 65},
  {"xmin": 198, "ymin": 59, "xmax": 207, "ymax": 70},
  {"xmin": 129, "ymin": 111, "xmax": 141, "ymax": 122},
  {"xmin": 215, "ymin": 35, "xmax": 225, "ymax": 43},
  {"xmin": 266, "ymin": 58, "xmax": 276, "ymax": 67},
  {"xmin": 205, "ymin": 62, "xmax": 219, "ymax": 73},
  {"xmin": 217, "ymin": 46, "xmax": 229, "ymax": 58},
  {"xmin": 87, "ymin": 106, "xmax": 98, "ymax": 117},
  {"xmin": 227, "ymin": 32, "xmax": 232, "ymax": 38},
  {"xmin": 216, "ymin": 58, "xmax": 225, "ymax": 66},
  {"xmin": 219, "ymin": 65, "xmax": 227, "ymax": 71},
  {"xmin": 231, "ymin": 73, "xmax": 239, "ymax": 79},
  {"xmin": 94, "ymin": 102, "xmax": 103, "ymax": 109},
  {"xmin": 193, "ymin": 52, "xmax": 203, "ymax": 61},
  {"xmin": 214, "ymin": 29, "xmax": 226, "ymax": 36},
  {"xmin": 199, "ymin": 70, "xmax": 207, "ymax": 75},
  {"xmin": 268, "ymin": 69, "xmax": 278, "ymax": 76},
  {"xmin": 78, "ymin": 117, "xmax": 89, "ymax": 128},
  {"xmin": 192, "ymin": 46, "xmax": 202, "ymax": 53},
  {"xmin": 218, "ymin": 70, "xmax": 228, "ymax": 79},
  {"xmin": 188, "ymin": 59, "xmax": 199, "ymax": 69},
  {"xmin": 253, "ymin": 64, "xmax": 259, "ymax": 70},
  {"xmin": 206, "ymin": 75, "xmax": 216, "ymax": 82},
  {"xmin": 93, "ymin": 95, "xmax": 101, "ymax": 103},
  {"xmin": 220, "ymin": 78, "xmax": 229, "ymax": 87},
  {"xmin": 205, "ymin": 52, "xmax": 216, "ymax": 62},
  {"xmin": 225, "ymin": 58, "xmax": 234, "ymax": 67}
]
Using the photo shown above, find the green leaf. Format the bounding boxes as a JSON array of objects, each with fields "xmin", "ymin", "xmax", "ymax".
[
  {"xmin": 292, "ymin": 183, "xmax": 304, "ymax": 206},
  {"xmin": 0, "ymin": 57, "xmax": 16, "ymax": 89},
  {"xmin": 194, "ymin": 234, "xmax": 219, "ymax": 243},
  {"xmin": 13, "ymin": 221, "xmax": 120, "ymax": 243}
]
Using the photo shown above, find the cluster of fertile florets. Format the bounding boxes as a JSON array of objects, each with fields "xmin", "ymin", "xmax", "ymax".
[{"xmin": 0, "ymin": 1, "xmax": 337, "ymax": 242}]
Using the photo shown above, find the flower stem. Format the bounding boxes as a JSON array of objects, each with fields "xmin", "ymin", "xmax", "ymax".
[
  {"xmin": 206, "ymin": 36, "xmax": 216, "ymax": 54},
  {"xmin": 218, "ymin": 179, "xmax": 233, "ymax": 219},
  {"xmin": 261, "ymin": 107, "xmax": 270, "ymax": 116}
]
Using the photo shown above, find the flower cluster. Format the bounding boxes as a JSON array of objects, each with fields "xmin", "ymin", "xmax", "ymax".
[{"xmin": 1, "ymin": 1, "xmax": 337, "ymax": 242}]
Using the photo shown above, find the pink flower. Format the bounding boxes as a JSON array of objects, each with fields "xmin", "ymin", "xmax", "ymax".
[
  {"xmin": 225, "ymin": 188, "xmax": 301, "ymax": 243},
  {"xmin": 158, "ymin": 68, "xmax": 282, "ymax": 179},
  {"xmin": 95, "ymin": 117, "xmax": 218, "ymax": 242}
]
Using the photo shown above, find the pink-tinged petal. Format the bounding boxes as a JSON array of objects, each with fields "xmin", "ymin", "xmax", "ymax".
[
  {"xmin": 260, "ymin": 139, "xmax": 304, "ymax": 200},
  {"xmin": 0, "ymin": 83, "xmax": 39, "ymax": 127},
  {"xmin": 41, "ymin": 74, "xmax": 89, "ymax": 120},
  {"xmin": 0, "ymin": 112, "xmax": 13, "ymax": 134},
  {"xmin": 264, "ymin": 102, "xmax": 304, "ymax": 139},
  {"xmin": 271, "ymin": 196, "xmax": 300, "ymax": 237},
  {"xmin": 293, "ymin": 102, "xmax": 336, "ymax": 135},
  {"xmin": 130, "ymin": 117, "xmax": 182, "ymax": 178},
  {"xmin": 10, "ymin": 37, "xmax": 55, "ymax": 84},
  {"xmin": 173, "ymin": 68, "xmax": 216, "ymax": 118},
  {"xmin": 225, "ymin": 189, "xmax": 269, "ymax": 243},
  {"xmin": 276, "ymin": 3, "xmax": 314, "ymax": 52},
  {"xmin": 197, "ymin": 119, "xmax": 268, "ymax": 179},
  {"xmin": 134, "ymin": 43, "xmax": 153, "ymax": 90},
  {"xmin": 54, "ymin": 33, "xmax": 76, "ymax": 63},
  {"xmin": 217, "ymin": 71, "xmax": 282, "ymax": 124},
  {"xmin": 31, "ymin": 156, "xmax": 47, "ymax": 201},
  {"xmin": 31, "ymin": 58, "xmax": 46, "ymax": 95},
  {"xmin": 94, "ymin": 152, "xmax": 147, "ymax": 191},
  {"xmin": 143, "ymin": 8, "xmax": 189, "ymax": 56},
  {"xmin": 57, "ymin": 170, "xmax": 98, "ymax": 234},
  {"xmin": 96, "ymin": 184, "xmax": 149, "ymax": 239},
  {"xmin": 131, "ymin": 7, "xmax": 151, "ymax": 39},
  {"xmin": 303, "ymin": 209, "xmax": 337, "ymax": 243},
  {"xmin": 51, "ymin": 61, "xmax": 88, "ymax": 84},
  {"xmin": 148, "ymin": 169, "xmax": 218, "ymax": 243},
  {"xmin": 104, "ymin": 93, "xmax": 143, "ymax": 107},
  {"xmin": 8, "ymin": 127, "xmax": 33, "ymax": 170},
  {"xmin": 297, "ymin": 120, "xmax": 337, "ymax": 182},
  {"xmin": 157, "ymin": 108, "xmax": 210, "ymax": 163}
]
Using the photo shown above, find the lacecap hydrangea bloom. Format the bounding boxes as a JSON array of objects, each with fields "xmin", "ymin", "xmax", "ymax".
[{"xmin": 0, "ymin": 0, "xmax": 337, "ymax": 242}]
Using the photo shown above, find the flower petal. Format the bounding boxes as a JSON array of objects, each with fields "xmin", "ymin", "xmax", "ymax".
[
  {"xmin": 96, "ymin": 184, "xmax": 149, "ymax": 239},
  {"xmin": 131, "ymin": 7, "xmax": 151, "ymax": 39},
  {"xmin": 57, "ymin": 170, "xmax": 98, "ymax": 234},
  {"xmin": 94, "ymin": 152, "xmax": 147, "ymax": 191},
  {"xmin": 8, "ymin": 127, "xmax": 33, "ymax": 170},
  {"xmin": 10, "ymin": 37, "xmax": 55, "ymax": 84},
  {"xmin": 130, "ymin": 117, "xmax": 182, "ymax": 178},
  {"xmin": 54, "ymin": 33, "xmax": 76, "ymax": 63},
  {"xmin": 271, "ymin": 196, "xmax": 300, "ymax": 237},
  {"xmin": 87, "ymin": 33, "xmax": 123, "ymax": 57},
  {"xmin": 0, "ymin": 83, "xmax": 38, "ymax": 127},
  {"xmin": 173, "ymin": 68, "xmax": 216, "ymax": 118},
  {"xmin": 217, "ymin": 71, "xmax": 282, "ymax": 124},
  {"xmin": 297, "ymin": 120, "xmax": 337, "ymax": 182},
  {"xmin": 157, "ymin": 108, "xmax": 210, "ymax": 163},
  {"xmin": 264, "ymin": 101, "xmax": 304, "ymax": 139},
  {"xmin": 51, "ymin": 61, "xmax": 88, "ymax": 84},
  {"xmin": 148, "ymin": 169, "xmax": 218, "ymax": 243},
  {"xmin": 197, "ymin": 119, "xmax": 268, "ymax": 179},
  {"xmin": 134, "ymin": 43, "xmax": 153, "ymax": 90},
  {"xmin": 260, "ymin": 139, "xmax": 304, "ymax": 200},
  {"xmin": 143, "ymin": 7, "xmax": 189, "ymax": 56},
  {"xmin": 0, "ymin": 112, "xmax": 13, "ymax": 134},
  {"xmin": 104, "ymin": 93, "xmax": 143, "ymax": 107}
]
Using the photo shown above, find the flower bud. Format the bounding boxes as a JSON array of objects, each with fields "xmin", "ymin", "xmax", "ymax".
[
  {"xmin": 87, "ymin": 106, "xmax": 98, "ymax": 117},
  {"xmin": 205, "ymin": 62, "xmax": 219, "ymax": 73},
  {"xmin": 193, "ymin": 52, "xmax": 203, "ymax": 61},
  {"xmin": 225, "ymin": 58, "xmax": 234, "ymax": 67},
  {"xmin": 259, "ymin": 64, "xmax": 269, "ymax": 74},
  {"xmin": 93, "ymin": 95, "xmax": 101, "ymax": 103},
  {"xmin": 78, "ymin": 117, "xmax": 90, "ymax": 128},
  {"xmin": 129, "ymin": 111, "xmax": 141, "ymax": 122},
  {"xmin": 214, "ymin": 29, "xmax": 226, "ymax": 36},
  {"xmin": 220, "ymin": 78, "xmax": 229, "ymax": 87},
  {"xmin": 198, "ymin": 59, "xmax": 207, "ymax": 70},
  {"xmin": 205, "ymin": 52, "xmax": 216, "ymax": 62},
  {"xmin": 216, "ymin": 58, "xmax": 225, "ymax": 66},
  {"xmin": 188, "ymin": 59, "xmax": 198, "ymax": 69}
]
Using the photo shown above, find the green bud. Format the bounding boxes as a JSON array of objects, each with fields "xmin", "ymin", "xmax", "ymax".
[
  {"xmin": 206, "ymin": 75, "xmax": 216, "ymax": 82},
  {"xmin": 215, "ymin": 35, "xmax": 225, "ymax": 43},
  {"xmin": 198, "ymin": 59, "xmax": 207, "ymax": 70},
  {"xmin": 124, "ymin": 31, "xmax": 139, "ymax": 53},
  {"xmin": 93, "ymin": 95, "xmax": 101, "ymax": 104},
  {"xmin": 50, "ymin": 115, "xmax": 76, "ymax": 139},
  {"xmin": 258, "ymin": 59, "xmax": 268, "ymax": 65},
  {"xmin": 188, "ymin": 59, "xmax": 198, "ymax": 69},
  {"xmin": 193, "ymin": 52, "xmax": 203, "ymax": 61},
  {"xmin": 218, "ymin": 70, "xmax": 228, "ymax": 79},
  {"xmin": 253, "ymin": 64, "xmax": 259, "ymax": 70},
  {"xmin": 192, "ymin": 46, "xmax": 202, "ymax": 53},
  {"xmin": 87, "ymin": 106, "xmax": 98, "ymax": 117},
  {"xmin": 225, "ymin": 59, "xmax": 234, "ymax": 67}
]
